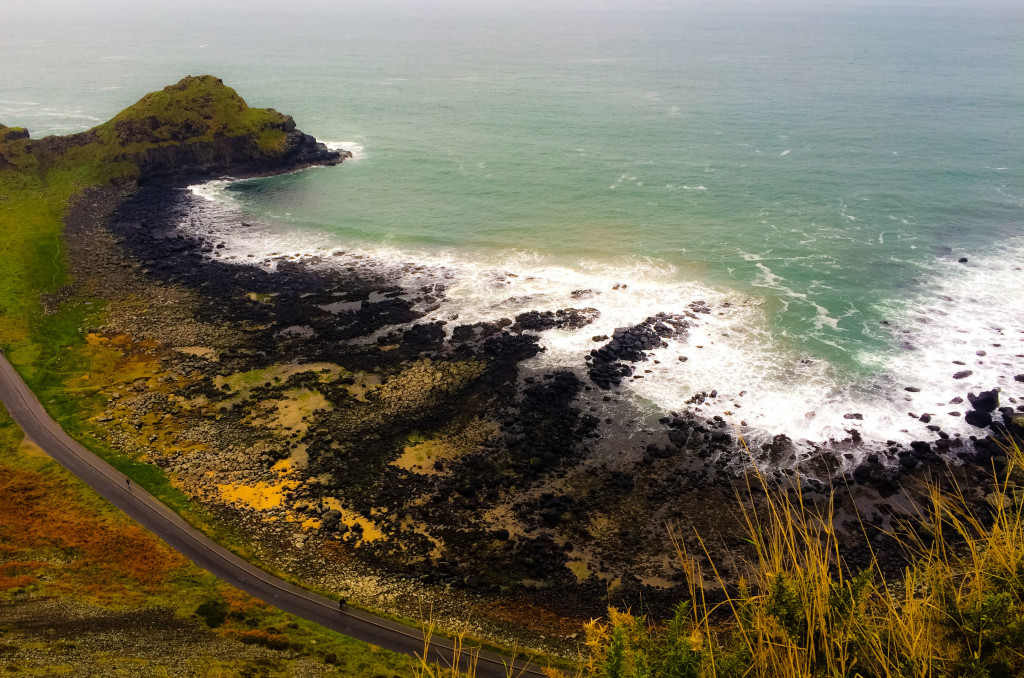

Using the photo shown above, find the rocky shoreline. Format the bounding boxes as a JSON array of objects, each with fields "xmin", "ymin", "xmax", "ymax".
[
  {"xmin": 54, "ymin": 174, "xmax": 1023, "ymax": 654},
  {"xmin": 18, "ymin": 72, "xmax": 1011, "ymax": 649}
]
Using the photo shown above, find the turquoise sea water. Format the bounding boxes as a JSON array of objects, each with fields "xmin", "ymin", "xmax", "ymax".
[{"xmin": 3, "ymin": 1, "xmax": 1023, "ymax": 449}]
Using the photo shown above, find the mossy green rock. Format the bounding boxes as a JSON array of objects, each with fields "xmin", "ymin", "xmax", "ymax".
[
  {"xmin": 0, "ymin": 125, "xmax": 30, "ymax": 143},
  {"xmin": 0, "ymin": 75, "xmax": 342, "ymax": 182}
]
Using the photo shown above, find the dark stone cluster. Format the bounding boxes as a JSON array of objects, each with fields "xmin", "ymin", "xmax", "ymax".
[
  {"xmin": 662, "ymin": 412, "xmax": 732, "ymax": 457},
  {"xmin": 511, "ymin": 308, "xmax": 600, "ymax": 333},
  {"xmin": 964, "ymin": 389, "xmax": 999, "ymax": 429},
  {"xmin": 504, "ymin": 370, "xmax": 598, "ymax": 473},
  {"xmin": 586, "ymin": 313, "xmax": 690, "ymax": 388},
  {"xmin": 844, "ymin": 385, "xmax": 1024, "ymax": 495}
]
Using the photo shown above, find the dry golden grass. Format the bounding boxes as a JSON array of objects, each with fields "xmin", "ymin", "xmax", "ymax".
[
  {"xmin": 0, "ymin": 455, "xmax": 186, "ymax": 604},
  {"xmin": 578, "ymin": 437, "xmax": 1024, "ymax": 678}
]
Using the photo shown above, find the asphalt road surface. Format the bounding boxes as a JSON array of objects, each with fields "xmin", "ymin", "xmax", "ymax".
[{"xmin": 0, "ymin": 354, "xmax": 552, "ymax": 678}]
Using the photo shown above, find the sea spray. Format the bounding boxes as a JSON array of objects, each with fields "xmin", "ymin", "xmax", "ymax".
[{"xmin": 183, "ymin": 180, "xmax": 1024, "ymax": 463}]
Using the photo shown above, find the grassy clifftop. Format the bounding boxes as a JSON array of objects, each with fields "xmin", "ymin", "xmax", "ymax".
[
  {"xmin": 0, "ymin": 75, "xmax": 340, "ymax": 184},
  {"xmin": 103, "ymin": 74, "xmax": 293, "ymax": 146},
  {"xmin": 0, "ymin": 75, "xmax": 341, "ymax": 369}
]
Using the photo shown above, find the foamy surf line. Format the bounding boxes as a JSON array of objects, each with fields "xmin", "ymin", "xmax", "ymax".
[
  {"xmin": 187, "ymin": 140, "xmax": 366, "ymax": 206},
  {"xmin": 181, "ymin": 179, "xmax": 1024, "ymax": 464},
  {"xmin": 323, "ymin": 140, "xmax": 367, "ymax": 161}
]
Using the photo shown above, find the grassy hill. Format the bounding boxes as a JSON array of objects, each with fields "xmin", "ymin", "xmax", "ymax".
[{"xmin": 0, "ymin": 75, "xmax": 340, "ymax": 373}]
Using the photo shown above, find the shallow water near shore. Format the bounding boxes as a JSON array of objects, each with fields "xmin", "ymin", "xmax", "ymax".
[{"xmin": 3, "ymin": 0, "xmax": 1023, "ymax": 455}]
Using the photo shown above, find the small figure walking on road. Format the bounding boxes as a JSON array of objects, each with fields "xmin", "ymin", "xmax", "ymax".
[
  {"xmin": 338, "ymin": 598, "xmax": 346, "ymax": 611},
  {"xmin": 126, "ymin": 478, "xmax": 130, "ymax": 488}
]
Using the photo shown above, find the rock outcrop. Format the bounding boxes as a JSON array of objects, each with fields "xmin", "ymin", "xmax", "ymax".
[
  {"xmin": 0, "ymin": 75, "xmax": 347, "ymax": 183},
  {"xmin": 0, "ymin": 125, "xmax": 30, "ymax": 142}
]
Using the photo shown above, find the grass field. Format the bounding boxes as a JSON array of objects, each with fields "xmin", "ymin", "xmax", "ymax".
[{"xmin": 0, "ymin": 402, "xmax": 420, "ymax": 676}]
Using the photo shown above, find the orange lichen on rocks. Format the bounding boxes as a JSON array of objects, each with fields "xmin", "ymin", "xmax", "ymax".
[
  {"xmin": 271, "ymin": 444, "xmax": 308, "ymax": 477},
  {"xmin": 391, "ymin": 419, "xmax": 499, "ymax": 474},
  {"xmin": 321, "ymin": 497, "xmax": 385, "ymax": 542},
  {"xmin": 248, "ymin": 388, "xmax": 331, "ymax": 436},
  {"xmin": 65, "ymin": 332, "xmax": 165, "ymax": 398},
  {"xmin": 300, "ymin": 517, "xmax": 322, "ymax": 532},
  {"xmin": 216, "ymin": 479, "xmax": 301, "ymax": 511}
]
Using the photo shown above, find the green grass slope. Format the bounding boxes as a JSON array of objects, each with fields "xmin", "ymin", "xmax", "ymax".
[
  {"xmin": 0, "ymin": 75, "xmax": 336, "ymax": 373},
  {"xmin": 0, "ymin": 402, "xmax": 418, "ymax": 677}
]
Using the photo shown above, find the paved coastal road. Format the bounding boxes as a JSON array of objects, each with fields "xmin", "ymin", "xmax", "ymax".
[{"xmin": 0, "ymin": 355, "xmax": 550, "ymax": 678}]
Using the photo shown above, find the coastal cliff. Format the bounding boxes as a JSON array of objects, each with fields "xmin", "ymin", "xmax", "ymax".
[
  {"xmin": 3, "ymin": 75, "xmax": 1021, "ymax": 669},
  {"xmin": 0, "ymin": 75, "xmax": 345, "ymax": 183}
]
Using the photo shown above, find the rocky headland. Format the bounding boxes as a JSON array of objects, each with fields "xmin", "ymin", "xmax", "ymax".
[
  {"xmin": 0, "ymin": 75, "xmax": 346, "ymax": 186},
  {"xmin": 2, "ymin": 76, "xmax": 1022, "ymax": 655}
]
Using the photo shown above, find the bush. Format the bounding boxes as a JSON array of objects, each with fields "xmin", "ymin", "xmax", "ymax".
[
  {"xmin": 195, "ymin": 599, "xmax": 229, "ymax": 628},
  {"xmin": 225, "ymin": 629, "xmax": 296, "ymax": 652}
]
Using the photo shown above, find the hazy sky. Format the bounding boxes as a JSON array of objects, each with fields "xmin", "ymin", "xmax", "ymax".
[{"xmin": 4, "ymin": 0, "xmax": 1023, "ymax": 13}]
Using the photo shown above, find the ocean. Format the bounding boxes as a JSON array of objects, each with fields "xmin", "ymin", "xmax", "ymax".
[{"xmin": 3, "ymin": 0, "xmax": 1022, "ymax": 454}]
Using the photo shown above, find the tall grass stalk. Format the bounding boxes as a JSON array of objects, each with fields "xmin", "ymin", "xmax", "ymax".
[
  {"xmin": 415, "ymin": 621, "xmax": 480, "ymax": 678},
  {"xmin": 582, "ymin": 437, "xmax": 1024, "ymax": 678}
]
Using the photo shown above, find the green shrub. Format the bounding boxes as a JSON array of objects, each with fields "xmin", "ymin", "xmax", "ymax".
[{"xmin": 195, "ymin": 599, "xmax": 229, "ymax": 628}]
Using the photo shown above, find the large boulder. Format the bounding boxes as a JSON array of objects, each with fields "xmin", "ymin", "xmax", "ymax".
[
  {"xmin": 967, "ymin": 389, "xmax": 999, "ymax": 413},
  {"xmin": 965, "ymin": 409, "xmax": 993, "ymax": 429}
]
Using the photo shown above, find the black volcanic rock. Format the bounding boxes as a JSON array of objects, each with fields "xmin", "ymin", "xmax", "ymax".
[
  {"xmin": 967, "ymin": 389, "xmax": 999, "ymax": 413},
  {"xmin": 587, "ymin": 312, "xmax": 689, "ymax": 389},
  {"xmin": 511, "ymin": 308, "xmax": 600, "ymax": 333},
  {"xmin": 965, "ymin": 409, "xmax": 993, "ymax": 429},
  {"xmin": 111, "ymin": 76, "xmax": 345, "ymax": 180}
]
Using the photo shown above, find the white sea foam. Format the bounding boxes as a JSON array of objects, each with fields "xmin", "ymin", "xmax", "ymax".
[
  {"xmin": 753, "ymin": 262, "xmax": 785, "ymax": 287},
  {"xmin": 22, "ymin": 111, "xmax": 101, "ymax": 122},
  {"xmin": 609, "ymin": 174, "xmax": 637, "ymax": 189},
  {"xmin": 323, "ymin": 140, "xmax": 367, "ymax": 161},
  {"xmin": 177, "ymin": 181, "xmax": 1024, "ymax": 463},
  {"xmin": 188, "ymin": 180, "xmax": 236, "ymax": 205},
  {"xmin": 186, "ymin": 140, "xmax": 365, "ymax": 203},
  {"xmin": 862, "ymin": 242, "xmax": 1024, "ymax": 442}
]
